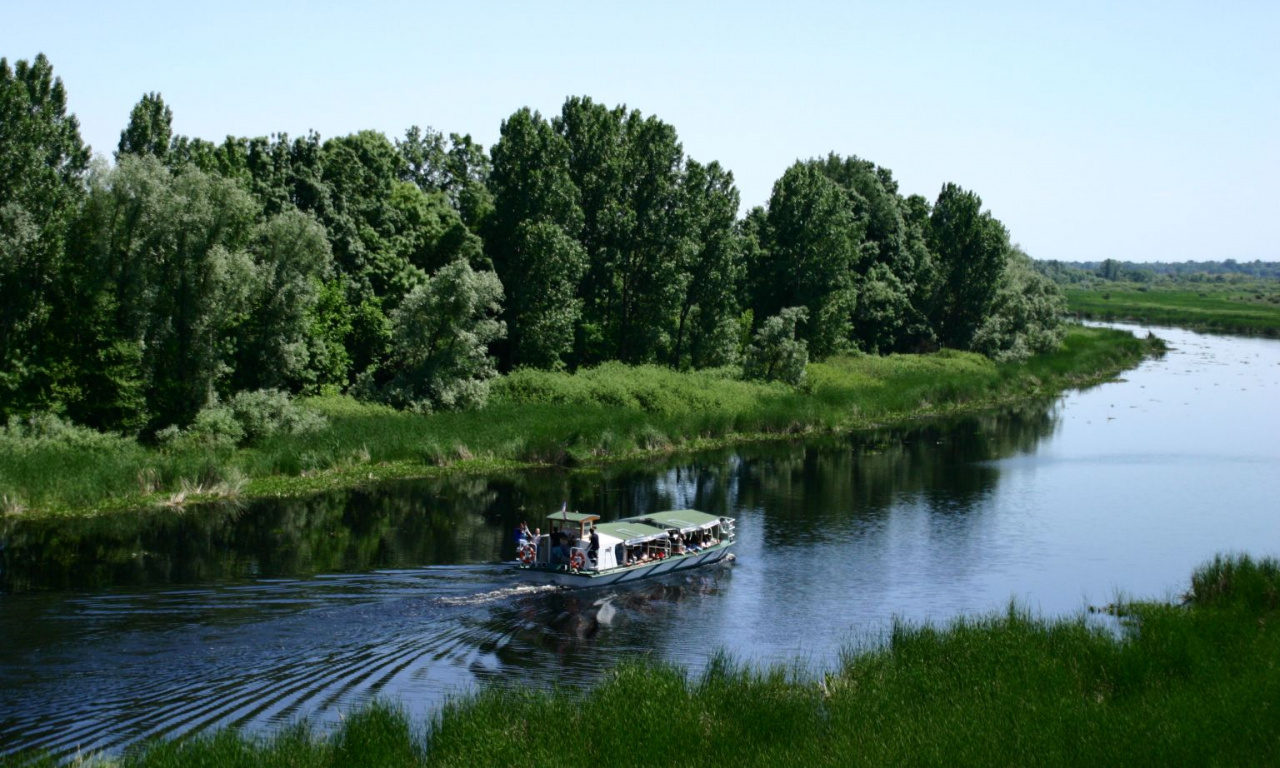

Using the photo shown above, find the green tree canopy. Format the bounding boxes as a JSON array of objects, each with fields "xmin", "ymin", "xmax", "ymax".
[
  {"xmin": 370, "ymin": 259, "xmax": 506, "ymax": 412},
  {"xmin": 116, "ymin": 92, "xmax": 173, "ymax": 161},
  {"xmin": 755, "ymin": 162, "xmax": 863, "ymax": 359},
  {"xmin": 927, "ymin": 182, "xmax": 1009, "ymax": 349},
  {"xmin": 0, "ymin": 54, "xmax": 90, "ymax": 417}
]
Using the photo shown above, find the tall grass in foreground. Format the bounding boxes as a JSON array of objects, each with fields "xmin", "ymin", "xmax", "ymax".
[
  {"xmin": 18, "ymin": 554, "xmax": 1276, "ymax": 767},
  {"xmin": 0, "ymin": 326, "xmax": 1160, "ymax": 516}
]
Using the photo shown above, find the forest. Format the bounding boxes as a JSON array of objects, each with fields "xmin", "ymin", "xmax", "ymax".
[{"xmin": 1, "ymin": 53, "xmax": 1065, "ymax": 443}]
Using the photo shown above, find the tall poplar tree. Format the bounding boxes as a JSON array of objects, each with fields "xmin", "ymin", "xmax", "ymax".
[
  {"xmin": 116, "ymin": 92, "xmax": 172, "ymax": 161},
  {"xmin": 0, "ymin": 54, "xmax": 90, "ymax": 417}
]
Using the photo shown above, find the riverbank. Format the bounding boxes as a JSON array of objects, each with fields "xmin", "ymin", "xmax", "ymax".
[
  {"xmin": 0, "ymin": 325, "xmax": 1162, "ymax": 519},
  {"xmin": 1066, "ymin": 283, "xmax": 1280, "ymax": 336},
  {"xmin": 15, "ymin": 553, "xmax": 1274, "ymax": 767}
]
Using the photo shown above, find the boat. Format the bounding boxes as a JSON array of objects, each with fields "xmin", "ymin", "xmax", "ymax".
[{"xmin": 513, "ymin": 508, "xmax": 736, "ymax": 587}]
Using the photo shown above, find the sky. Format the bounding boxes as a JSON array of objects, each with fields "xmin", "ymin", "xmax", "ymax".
[{"xmin": 3, "ymin": 0, "xmax": 1277, "ymax": 263}]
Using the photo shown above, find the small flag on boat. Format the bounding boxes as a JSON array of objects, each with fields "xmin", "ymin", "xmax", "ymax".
[{"xmin": 561, "ymin": 501, "xmax": 568, "ymax": 513}]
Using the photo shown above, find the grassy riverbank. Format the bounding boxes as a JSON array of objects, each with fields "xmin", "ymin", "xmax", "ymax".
[
  {"xmin": 1, "ymin": 326, "xmax": 1162, "ymax": 518},
  {"xmin": 1066, "ymin": 282, "xmax": 1280, "ymax": 336},
  {"xmin": 2, "ymin": 326, "xmax": 1160, "ymax": 518},
  {"xmin": 17, "ymin": 554, "xmax": 1276, "ymax": 767}
]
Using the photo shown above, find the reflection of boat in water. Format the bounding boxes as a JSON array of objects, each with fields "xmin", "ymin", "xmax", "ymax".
[{"xmin": 514, "ymin": 509, "xmax": 736, "ymax": 587}]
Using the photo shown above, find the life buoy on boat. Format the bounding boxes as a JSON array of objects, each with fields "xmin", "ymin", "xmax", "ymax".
[
  {"xmin": 518, "ymin": 542, "xmax": 536, "ymax": 565},
  {"xmin": 570, "ymin": 549, "xmax": 586, "ymax": 570}
]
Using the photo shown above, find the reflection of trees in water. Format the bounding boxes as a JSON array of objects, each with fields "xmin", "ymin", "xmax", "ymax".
[
  {"xmin": 732, "ymin": 402, "xmax": 1060, "ymax": 533},
  {"xmin": 1, "ymin": 404, "xmax": 1056, "ymax": 593},
  {"xmin": 0, "ymin": 477, "xmax": 506, "ymax": 592}
]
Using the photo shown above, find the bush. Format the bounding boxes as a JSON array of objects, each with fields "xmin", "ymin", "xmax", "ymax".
[
  {"xmin": 158, "ymin": 389, "xmax": 327, "ymax": 450},
  {"xmin": 0, "ymin": 413, "xmax": 132, "ymax": 452},
  {"xmin": 226, "ymin": 389, "xmax": 327, "ymax": 442},
  {"xmin": 743, "ymin": 307, "xmax": 809, "ymax": 385}
]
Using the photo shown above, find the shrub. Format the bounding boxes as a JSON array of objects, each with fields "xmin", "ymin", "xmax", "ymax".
[
  {"xmin": 0, "ymin": 413, "xmax": 131, "ymax": 452},
  {"xmin": 158, "ymin": 389, "xmax": 327, "ymax": 450},
  {"xmin": 743, "ymin": 307, "xmax": 809, "ymax": 385}
]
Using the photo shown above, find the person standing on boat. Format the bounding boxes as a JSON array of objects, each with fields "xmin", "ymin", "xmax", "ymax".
[{"xmin": 588, "ymin": 526, "xmax": 600, "ymax": 565}]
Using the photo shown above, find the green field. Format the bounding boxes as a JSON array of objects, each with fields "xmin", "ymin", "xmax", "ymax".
[
  {"xmin": 13, "ymin": 554, "xmax": 1276, "ymax": 767},
  {"xmin": 0, "ymin": 326, "xmax": 1162, "ymax": 519},
  {"xmin": 1066, "ymin": 282, "xmax": 1280, "ymax": 336}
]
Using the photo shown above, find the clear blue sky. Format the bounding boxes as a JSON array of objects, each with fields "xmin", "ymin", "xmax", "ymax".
[{"xmin": 4, "ymin": 0, "xmax": 1276, "ymax": 262}]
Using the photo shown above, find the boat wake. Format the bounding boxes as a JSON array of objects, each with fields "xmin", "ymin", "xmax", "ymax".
[{"xmin": 434, "ymin": 583, "xmax": 563, "ymax": 607}]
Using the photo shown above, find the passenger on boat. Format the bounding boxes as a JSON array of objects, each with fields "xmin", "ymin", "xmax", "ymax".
[{"xmin": 588, "ymin": 526, "xmax": 600, "ymax": 565}]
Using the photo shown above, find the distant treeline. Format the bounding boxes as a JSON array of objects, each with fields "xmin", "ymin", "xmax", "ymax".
[
  {"xmin": 1, "ymin": 53, "xmax": 1064, "ymax": 437},
  {"xmin": 1038, "ymin": 258, "xmax": 1280, "ymax": 284}
]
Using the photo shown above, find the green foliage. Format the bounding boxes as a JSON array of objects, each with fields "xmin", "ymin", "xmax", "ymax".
[
  {"xmin": 755, "ymin": 162, "xmax": 861, "ymax": 358},
  {"xmin": 487, "ymin": 106, "xmax": 585, "ymax": 369},
  {"xmin": 927, "ymin": 183, "xmax": 1010, "ymax": 349},
  {"xmin": 117, "ymin": 92, "xmax": 173, "ymax": 161},
  {"xmin": 0, "ymin": 54, "xmax": 90, "ymax": 418},
  {"xmin": 234, "ymin": 208, "xmax": 335, "ymax": 392},
  {"xmin": 1, "ymin": 55, "xmax": 1083, "ymax": 444},
  {"xmin": 370, "ymin": 259, "xmax": 506, "ymax": 412},
  {"xmin": 1188, "ymin": 553, "xmax": 1280, "ymax": 612},
  {"xmin": 971, "ymin": 246, "xmax": 1067, "ymax": 361},
  {"xmin": 505, "ymin": 219, "xmax": 587, "ymax": 369},
  {"xmin": 157, "ymin": 389, "xmax": 327, "ymax": 450},
  {"xmin": 65, "ymin": 155, "xmax": 259, "ymax": 431},
  {"xmin": 743, "ymin": 307, "xmax": 810, "ymax": 385},
  {"xmin": 676, "ymin": 160, "xmax": 743, "ymax": 369}
]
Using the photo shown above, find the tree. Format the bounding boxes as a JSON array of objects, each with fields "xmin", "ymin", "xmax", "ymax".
[
  {"xmin": 116, "ymin": 92, "xmax": 172, "ymax": 161},
  {"xmin": 0, "ymin": 54, "xmax": 90, "ymax": 418},
  {"xmin": 927, "ymin": 183, "xmax": 1009, "ymax": 349},
  {"xmin": 487, "ymin": 107, "xmax": 584, "ymax": 369},
  {"xmin": 505, "ymin": 219, "xmax": 587, "ymax": 369},
  {"xmin": 371, "ymin": 259, "xmax": 505, "ymax": 412},
  {"xmin": 743, "ymin": 307, "xmax": 809, "ymax": 385},
  {"xmin": 756, "ymin": 162, "xmax": 863, "ymax": 358},
  {"xmin": 970, "ymin": 246, "xmax": 1067, "ymax": 361},
  {"xmin": 232, "ymin": 209, "xmax": 335, "ymax": 392},
  {"xmin": 556, "ymin": 99, "xmax": 691, "ymax": 365},
  {"xmin": 62, "ymin": 156, "xmax": 259, "ymax": 431},
  {"xmin": 813, "ymin": 154, "xmax": 932, "ymax": 353},
  {"xmin": 674, "ymin": 160, "xmax": 743, "ymax": 369}
]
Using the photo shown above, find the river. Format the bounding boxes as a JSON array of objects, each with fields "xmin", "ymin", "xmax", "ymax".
[{"xmin": 2, "ymin": 324, "xmax": 1278, "ymax": 759}]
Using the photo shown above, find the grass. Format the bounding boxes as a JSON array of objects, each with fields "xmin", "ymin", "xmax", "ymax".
[
  {"xmin": 0, "ymin": 326, "xmax": 1162, "ymax": 519},
  {"xmin": 15, "ymin": 554, "xmax": 1278, "ymax": 767},
  {"xmin": 1065, "ymin": 281, "xmax": 1280, "ymax": 336}
]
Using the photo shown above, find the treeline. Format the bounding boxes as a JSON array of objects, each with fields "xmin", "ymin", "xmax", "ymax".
[
  {"xmin": 1, "ymin": 54, "xmax": 1064, "ymax": 438},
  {"xmin": 1039, "ymin": 258, "xmax": 1280, "ymax": 284}
]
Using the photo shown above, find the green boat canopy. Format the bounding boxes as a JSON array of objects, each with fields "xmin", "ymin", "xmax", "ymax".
[
  {"xmin": 545, "ymin": 511, "xmax": 600, "ymax": 525},
  {"xmin": 636, "ymin": 510, "xmax": 724, "ymax": 532},
  {"xmin": 594, "ymin": 520, "xmax": 669, "ymax": 544}
]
